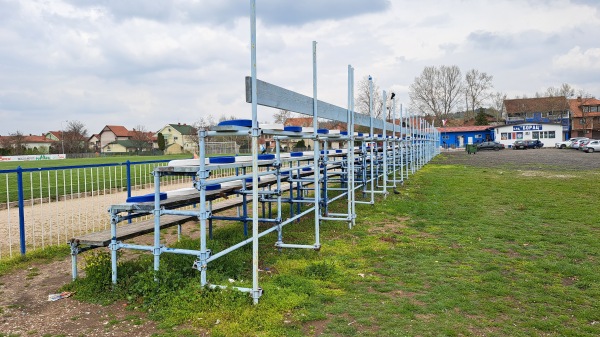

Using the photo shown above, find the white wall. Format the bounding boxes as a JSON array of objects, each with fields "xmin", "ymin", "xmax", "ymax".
[{"xmin": 493, "ymin": 124, "xmax": 563, "ymax": 148}]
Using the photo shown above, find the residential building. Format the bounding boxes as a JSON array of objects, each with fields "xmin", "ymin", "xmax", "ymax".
[
  {"xmin": 88, "ymin": 134, "xmax": 100, "ymax": 152},
  {"xmin": 0, "ymin": 134, "xmax": 54, "ymax": 154},
  {"xmin": 568, "ymin": 97, "xmax": 600, "ymax": 139},
  {"xmin": 155, "ymin": 123, "xmax": 197, "ymax": 154},
  {"xmin": 503, "ymin": 96, "xmax": 570, "ymax": 140},
  {"xmin": 98, "ymin": 125, "xmax": 130, "ymax": 151},
  {"xmin": 44, "ymin": 131, "xmax": 63, "ymax": 142},
  {"xmin": 103, "ymin": 140, "xmax": 152, "ymax": 153}
]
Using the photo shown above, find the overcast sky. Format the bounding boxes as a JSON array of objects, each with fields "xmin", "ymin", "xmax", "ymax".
[{"xmin": 1, "ymin": 0, "xmax": 599, "ymax": 136}]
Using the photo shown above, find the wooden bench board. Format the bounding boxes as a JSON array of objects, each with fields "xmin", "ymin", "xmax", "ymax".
[
  {"xmin": 75, "ymin": 195, "xmax": 253, "ymax": 247},
  {"xmin": 73, "ymin": 168, "xmax": 342, "ymax": 247}
]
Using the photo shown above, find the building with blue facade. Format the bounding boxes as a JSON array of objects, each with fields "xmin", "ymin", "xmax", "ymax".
[{"xmin": 437, "ymin": 126, "xmax": 494, "ymax": 149}]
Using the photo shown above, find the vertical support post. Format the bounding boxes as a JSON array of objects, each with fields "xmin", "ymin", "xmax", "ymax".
[
  {"xmin": 70, "ymin": 240, "xmax": 79, "ymax": 280},
  {"xmin": 249, "ymin": 0, "xmax": 262, "ymax": 304},
  {"xmin": 312, "ymin": 40, "xmax": 321, "ymax": 249},
  {"xmin": 391, "ymin": 95, "xmax": 397, "ymax": 189},
  {"xmin": 152, "ymin": 171, "xmax": 161, "ymax": 276},
  {"xmin": 275, "ymin": 139, "xmax": 283, "ymax": 246},
  {"xmin": 110, "ymin": 212, "xmax": 118, "ymax": 284},
  {"xmin": 125, "ymin": 160, "xmax": 132, "ymax": 199},
  {"xmin": 382, "ymin": 90, "xmax": 388, "ymax": 198},
  {"xmin": 368, "ymin": 76, "xmax": 374, "ymax": 205},
  {"xmin": 198, "ymin": 129, "xmax": 209, "ymax": 286},
  {"xmin": 346, "ymin": 65, "xmax": 352, "ymax": 228},
  {"xmin": 16, "ymin": 166, "xmax": 26, "ymax": 255},
  {"xmin": 322, "ymin": 140, "xmax": 328, "ymax": 215},
  {"xmin": 346, "ymin": 66, "xmax": 356, "ymax": 227},
  {"xmin": 400, "ymin": 104, "xmax": 405, "ymax": 182}
]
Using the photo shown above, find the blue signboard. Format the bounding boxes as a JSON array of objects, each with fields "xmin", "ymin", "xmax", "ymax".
[{"xmin": 513, "ymin": 125, "xmax": 542, "ymax": 131}]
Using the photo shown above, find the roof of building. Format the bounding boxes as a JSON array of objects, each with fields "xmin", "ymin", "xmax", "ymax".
[
  {"xmin": 103, "ymin": 140, "xmax": 152, "ymax": 149},
  {"xmin": 167, "ymin": 123, "xmax": 196, "ymax": 135},
  {"xmin": 24, "ymin": 135, "xmax": 54, "ymax": 143},
  {"xmin": 102, "ymin": 125, "xmax": 130, "ymax": 137},
  {"xmin": 436, "ymin": 125, "xmax": 493, "ymax": 133},
  {"xmin": 45, "ymin": 131, "xmax": 63, "ymax": 140},
  {"xmin": 568, "ymin": 97, "xmax": 600, "ymax": 118},
  {"xmin": 504, "ymin": 96, "xmax": 569, "ymax": 115},
  {"xmin": 285, "ymin": 117, "xmax": 314, "ymax": 127},
  {"xmin": 128, "ymin": 130, "xmax": 156, "ymax": 141},
  {"xmin": 0, "ymin": 134, "xmax": 54, "ymax": 144}
]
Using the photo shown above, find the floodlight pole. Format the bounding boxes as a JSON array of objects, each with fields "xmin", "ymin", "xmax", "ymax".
[{"xmin": 60, "ymin": 120, "xmax": 68, "ymax": 154}]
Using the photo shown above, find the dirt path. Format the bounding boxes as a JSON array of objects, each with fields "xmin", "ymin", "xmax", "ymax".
[{"xmin": 0, "ymin": 258, "xmax": 159, "ymax": 336}]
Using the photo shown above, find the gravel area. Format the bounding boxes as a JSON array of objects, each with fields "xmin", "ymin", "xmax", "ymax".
[{"xmin": 437, "ymin": 147, "xmax": 600, "ymax": 170}]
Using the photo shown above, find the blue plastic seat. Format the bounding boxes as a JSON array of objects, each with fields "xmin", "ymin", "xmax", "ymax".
[
  {"xmin": 284, "ymin": 126, "xmax": 302, "ymax": 132},
  {"xmin": 209, "ymin": 156, "xmax": 236, "ymax": 164},
  {"xmin": 218, "ymin": 119, "xmax": 253, "ymax": 127},
  {"xmin": 126, "ymin": 192, "xmax": 167, "ymax": 203}
]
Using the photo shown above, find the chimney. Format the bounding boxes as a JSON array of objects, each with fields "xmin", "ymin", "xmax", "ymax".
[{"xmin": 577, "ymin": 96, "xmax": 582, "ymax": 102}]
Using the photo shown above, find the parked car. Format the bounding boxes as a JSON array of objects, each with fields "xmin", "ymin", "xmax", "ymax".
[
  {"xmin": 513, "ymin": 140, "xmax": 527, "ymax": 149},
  {"xmin": 524, "ymin": 139, "xmax": 544, "ymax": 149},
  {"xmin": 555, "ymin": 137, "xmax": 588, "ymax": 149},
  {"xmin": 572, "ymin": 138, "xmax": 590, "ymax": 150},
  {"xmin": 476, "ymin": 141, "xmax": 505, "ymax": 151},
  {"xmin": 583, "ymin": 140, "xmax": 600, "ymax": 153}
]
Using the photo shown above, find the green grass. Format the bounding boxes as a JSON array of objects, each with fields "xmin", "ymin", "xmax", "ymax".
[
  {"xmin": 0, "ymin": 154, "xmax": 191, "ymax": 204},
  {"xmin": 0, "ymin": 245, "xmax": 70, "ymax": 277},
  {"xmin": 63, "ymin": 158, "xmax": 599, "ymax": 336}
]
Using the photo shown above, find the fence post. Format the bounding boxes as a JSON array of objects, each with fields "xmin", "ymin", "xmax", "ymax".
[
  {"xmin": 16, "ymin": 166, "xmax": 26, "ymax": 256},
  {"xmin": 126, "ymin": 160, "xmax": 132, "ymax": 198}
]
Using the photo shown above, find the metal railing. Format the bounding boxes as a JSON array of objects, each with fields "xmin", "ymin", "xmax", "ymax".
[{"xmin": 0, "ymin": 160, "xmax": 197, "ymax": 258}]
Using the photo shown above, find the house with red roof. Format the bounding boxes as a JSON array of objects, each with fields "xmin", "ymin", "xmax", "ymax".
[
  {"xmin": 88, "ymin": 134, "xmax": 100, "ymax": 152},
  {"xmin": 0, "ymin": 134, "xmax": 55, "ymax": 154},
  {"xmin": 98, "ymin": 125, "xmax": 131, "ymax": 152},
  {"xmin": 569, "ymin": 96, "xmax": 600, "ymax": 139},
  {"xmin": 503, "ymin": 96, "xmax": 570, "ymax": 140}
]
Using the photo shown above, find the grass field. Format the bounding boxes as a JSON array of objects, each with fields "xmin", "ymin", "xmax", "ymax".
[
  {"xmin": 0, "ymin": 154, "xmax": 191, "ymax": 204},
  {"xmin": 61, "ymin": 155, "xmax": 600, "ymax": 336}
]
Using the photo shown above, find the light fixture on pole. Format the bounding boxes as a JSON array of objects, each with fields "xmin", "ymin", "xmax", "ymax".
[{"xmin": 60, "ymin": 120, "xmax": 68, "ymax": 154}]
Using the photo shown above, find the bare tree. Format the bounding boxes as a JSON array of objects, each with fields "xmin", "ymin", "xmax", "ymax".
[
  {"xmin": 273, "ymin": 109, "xmax": 294, "ymax": 124},
  {"xmin": 490, "ymin": 91, "xmax": 507, "ymax": 122},
  {"xmin": 409, "ymin": 65, "xmax": 463, "ymax": 124},
  {"xmin": 9, "ymin": 131, "xmax": 26, "ymax": 155},
  {"xmin": 544, "ymin": 83, "xmax": 575, "ymax": 98},
  {"xmin": 356, "ymin": 75, "xmax": 385, "ymax": 118},
  {"xmin": 61, "ymin": 120, "xmax": 88, "ymax": 154},
  {"xmin": 129, "ymin": 125, "xmax": 153, "ymax": 153},
  {"xmin": 187, "ymin": 115, "xmax": 217, "ymax": 146},
  {"xmin": 464, "ymin": 69, "xmax": 493, "ymax": 120}
]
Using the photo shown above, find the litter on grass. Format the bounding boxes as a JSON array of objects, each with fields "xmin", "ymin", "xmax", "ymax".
[{"xmin": 48, "ymin": 291, "xmax": 74, "ymax": 301}]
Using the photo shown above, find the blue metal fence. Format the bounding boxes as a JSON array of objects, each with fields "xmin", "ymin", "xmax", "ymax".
[{"xmin": 0, "ymin": 160, "xmax": 193, "ymax": 258}]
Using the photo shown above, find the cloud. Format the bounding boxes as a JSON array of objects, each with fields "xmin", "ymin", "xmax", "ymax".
[
  {"xmin": 554, "ymin": 46, "xmax": 600, "ymax": 70},
  {"xmin": 64, "ymin": 0, "xmax": 391, "ymax": 26}
]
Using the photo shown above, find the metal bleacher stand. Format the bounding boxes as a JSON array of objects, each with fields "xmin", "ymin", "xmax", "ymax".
[{"xmin": 68, "ymin": 0, "xmax": 438, "ymax": 304}]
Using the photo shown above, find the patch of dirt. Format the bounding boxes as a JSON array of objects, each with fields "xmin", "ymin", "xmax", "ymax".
[
  {"xmin": 0, "ymin": 258, "xmax": 158, "ymax": 337},
  {"xmin": 302, "ymin": 316, "xmax": 331, "ymax": 336},
  {"xmin": 368, "ymin": 217, "xmax": 409, "ymax": 234}
]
